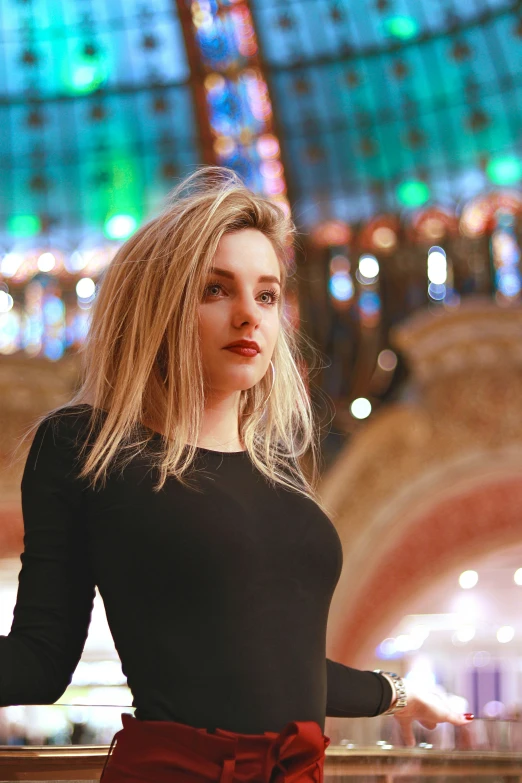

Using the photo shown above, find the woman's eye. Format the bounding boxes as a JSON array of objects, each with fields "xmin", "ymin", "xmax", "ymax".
[{"xmin": 203, "ymin": 283, "xmax": 279, "ymax": 305}]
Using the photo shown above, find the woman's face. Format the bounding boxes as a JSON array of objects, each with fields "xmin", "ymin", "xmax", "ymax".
[{"xmin": 198, "ymin": 228, "xmax": 282, "ymax": 397}]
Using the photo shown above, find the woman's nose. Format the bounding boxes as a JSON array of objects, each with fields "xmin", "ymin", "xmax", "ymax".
[{"xmin": 232, "ymin": 295, "xmax": 261, "ymax": 326}]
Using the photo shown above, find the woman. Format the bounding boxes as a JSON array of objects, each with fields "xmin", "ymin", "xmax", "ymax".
[{"xmin": 5, "ymin": 167, "xmax": 471, "ymax": 782}]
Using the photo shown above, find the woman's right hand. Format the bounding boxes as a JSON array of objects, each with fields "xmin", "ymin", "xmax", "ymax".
[{"xmin": 393, "ymin": 683, "xmax": 473, "ymax": 747}]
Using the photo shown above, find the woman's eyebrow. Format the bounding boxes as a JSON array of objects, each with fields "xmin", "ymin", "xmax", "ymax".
[{"xmin": 209, "ymin": 267, "xmax": 281, "ymax": 286}]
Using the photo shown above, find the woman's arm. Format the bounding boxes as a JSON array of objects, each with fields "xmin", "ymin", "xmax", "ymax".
[
  {"xmin": 326, "ymin": 660, "xmax": 472, "ymax": 744},
  {"xmin": 326, "ymin": 658, "xmax": 393, "ymax": 717},
  {"xmin": 0, "ymin": 415, "xmax": 96, "ymax": 705}
]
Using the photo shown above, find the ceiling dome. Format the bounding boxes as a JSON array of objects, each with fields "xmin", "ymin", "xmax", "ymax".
[
  {"xmin": 2, "ymin": 0, "xmax": 521, "ymax": 239},
  {"xmin": 250, "ymin": 0, "xmax": 522, "ymax": 223},
  {"xmin": 0, "ymin": 0, "xmax": 521, "ymax": 361}
]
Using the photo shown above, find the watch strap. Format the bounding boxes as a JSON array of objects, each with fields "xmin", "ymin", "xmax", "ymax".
[{"xmin": 374, "ymin": 670, "xmax": 408, "ymax": 715}]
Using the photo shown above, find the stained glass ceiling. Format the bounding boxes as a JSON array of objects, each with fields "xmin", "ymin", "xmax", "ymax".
[
  {"xmin": 2, "ymin": 0, "xmax": 521, "ymax": 240},
  {"xmin": 1, "ymin": 0, "xmax": 522, "ymax": 362},
  {"xmin": 0, "ymin": 0, "xmax": 198, "ymax": 244},
  {"xmin": 250, "ymin": 0, "xmax": 522, "ymax": 223},
  {"xmin": 253, "ymin": 0, "xmax": 514, "ymax": 61}
]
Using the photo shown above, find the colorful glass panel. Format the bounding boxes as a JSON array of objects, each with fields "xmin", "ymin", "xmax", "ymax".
[{"xmin": 186, "ymin": 0, "xmax": 289, "ymax": 212}]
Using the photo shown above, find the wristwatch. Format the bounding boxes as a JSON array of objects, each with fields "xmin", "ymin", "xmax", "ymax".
[{"xmin": 374, "ymin": 670, "xmax": 408, "ymax": 715}]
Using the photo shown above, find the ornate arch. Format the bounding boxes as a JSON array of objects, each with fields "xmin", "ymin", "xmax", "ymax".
[{"xmin": 321, "ymin": 298, "xmax": 522, "ymax": 665}]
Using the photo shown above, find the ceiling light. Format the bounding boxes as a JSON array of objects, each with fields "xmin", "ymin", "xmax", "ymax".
[
  {"xmin": 455, "ymin": 626, "xmax": 475, "ymax": 643},
  {"xmin": 497, "ymin": 626, "xmax": 515, "ymax": 644},
  {"xmin": 459, "ymin": 570, "xmax": 478, "ymax": 589}
]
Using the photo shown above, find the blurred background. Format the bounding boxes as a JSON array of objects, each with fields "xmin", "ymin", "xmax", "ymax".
[{"xmin": 0, "ymin": 0, "xmax": 522, "ymax": 747}]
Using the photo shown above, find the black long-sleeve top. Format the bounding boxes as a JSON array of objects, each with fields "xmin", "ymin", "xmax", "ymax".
[{"xmin": 0, "ymin": 405, "xmax": 392, "ymax": 734}]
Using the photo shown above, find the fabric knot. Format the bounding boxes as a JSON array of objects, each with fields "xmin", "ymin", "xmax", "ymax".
[
  {"xmin": 263, "ymin": 721, "xmax": 330, "ymax": 783},
  {"xmin": 220, "ymin": 756, "xmax": 236, "ymax": 783}
]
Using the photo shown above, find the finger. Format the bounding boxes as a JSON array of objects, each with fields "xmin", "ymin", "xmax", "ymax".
[
  {"xmin": 418, "ymin": 720, "xmax": 437, "ymax": 731},
  {"xmin": 447, "ymin": 712, "xmax": 473, "ymax": 727},
  {"xmin": 397, "ymin": 718, "xmax": 416, "ymax": 748}
]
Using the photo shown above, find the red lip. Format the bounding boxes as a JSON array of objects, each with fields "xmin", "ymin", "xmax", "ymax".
[{"xmin": 224, "ymin": 340, "xmax": 260, "ymax": 352}]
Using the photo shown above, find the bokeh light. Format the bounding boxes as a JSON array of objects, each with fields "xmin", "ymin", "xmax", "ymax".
[
  {"xmin": 459, "ymin": 570, "xmax": 478, "ymax": 589},
  {"xmin": 104, "ymin": 215, "xmax": 137, "ymax": 240},
  {"xmin": 454, "ymin": 626, "xmax": 476, "ymax": 643},
  {"xmin": 496, "ymin": 626, "xmax": 515, "ymax": 643},
  {"xmin": 8, "ymin": 215, "xmax": 41, "ymax": 238},
  {"xmin": 351, "ymin": 397, "xmax": 372, "ymax": 419},
  {"xmin": 384, "ymin": 15, "xmax": 419, "ymax": 40},
  {"xmin": 486, "ymin": 155, "xmax": 522, "ymax": 186},
  {"xmin": 427, "ymin": 246, "xmax": 447, "ymax": 284},
  {"xmin": 37, "ymin": 252, "xmax": 56, "ymax": 273},
  {"xmin": 76, "ymin": 278, "xmax": 96, "ymax": 299},
  {"xmin": 377, "ymin": 349, "xmax": 398, "ymax": 371},
  {"xmin": 358, "ymin": 254, "xmax": 380, "ymax": 280},
  {"xmin": 397, "ymin": 180, "xmax": 431, "ymax": 207}
]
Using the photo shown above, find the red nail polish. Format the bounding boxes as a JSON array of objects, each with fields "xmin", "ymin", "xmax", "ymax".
[{"xmin": 464, "ymin": 713, "xmax": 474, "ymax": 720}]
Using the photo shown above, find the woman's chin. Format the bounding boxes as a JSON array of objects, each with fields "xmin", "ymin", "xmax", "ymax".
[{"xmin": 206, "ymin": 372, "xmax": 263, "ymax": 395}]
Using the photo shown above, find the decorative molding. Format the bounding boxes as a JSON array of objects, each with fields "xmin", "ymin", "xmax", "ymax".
[{"xmin": 321, "ymin": 299, "xmax": 522, "ymax": 664}]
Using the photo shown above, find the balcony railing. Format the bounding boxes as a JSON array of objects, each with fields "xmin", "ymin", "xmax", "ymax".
[
  {"xmin": 0, "ymin": 743, "xmax": 520, "ymax": 782},
  {"xmin": 0, "ymin": 715, "xmax": 520, "ymax": 782}
]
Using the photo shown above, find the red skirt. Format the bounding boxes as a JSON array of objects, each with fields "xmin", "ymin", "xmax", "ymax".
[{"xmin": 100, "ymin": 712, "xmax": 330, "ymax": 783}]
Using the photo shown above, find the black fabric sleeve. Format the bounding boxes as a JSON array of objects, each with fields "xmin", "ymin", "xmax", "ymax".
[
  {"xmin": 325, "ymin": 658, "xmax": 393, "ymax": 717},
  {"xmin": 0, "ymin": 415, "xmax": 95, "ymax": 705}
]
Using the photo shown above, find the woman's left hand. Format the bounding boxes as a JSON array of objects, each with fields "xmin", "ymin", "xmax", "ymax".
[{"xmin": 393, "ymin": 683, "xmax": 473, "ymax": 747}]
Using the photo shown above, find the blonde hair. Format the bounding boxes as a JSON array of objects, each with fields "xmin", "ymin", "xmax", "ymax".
[{"xmin": 15, "ymin": 167, "xmax": 332, "ymax": 514}]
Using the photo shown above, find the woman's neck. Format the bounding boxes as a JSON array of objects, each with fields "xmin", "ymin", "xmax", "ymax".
[
  {"xmin": 79, "ymin": 394, "xmax": 246, "ymax": 452},
  {"xmin": 197, "ymin": 395, "xmax": 244, "ymax": 451}
]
